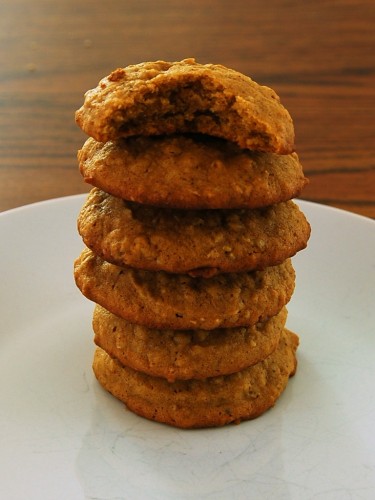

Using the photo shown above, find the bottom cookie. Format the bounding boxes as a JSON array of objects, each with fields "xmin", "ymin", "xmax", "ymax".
[{"xmin": 92, "ymin": 328, "xmax": 299, "ymax": 429}]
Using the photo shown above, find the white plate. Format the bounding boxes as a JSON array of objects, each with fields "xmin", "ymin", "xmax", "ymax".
[{"xmin": 0, "ymin": 195, "xmax": 374, "ymax": 500}]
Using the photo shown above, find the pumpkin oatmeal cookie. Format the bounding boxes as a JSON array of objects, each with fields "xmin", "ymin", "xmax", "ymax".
[
  {"xmin": 93, "ymin": 305, "xmax": 287, "ymax": 382},
  {"xmin": 92, "ymin": 328, "xmax": 299, "ymax": 428},
  {"xmin": 78, "ymin": 188, "xmax": 310, "ymax": 275},
  {"xmin": 78, "ymin": 135, "xmax": 307, "ymax": 209},
  {"xmin": 75, "ymin": 59, "xmax": 294, "ymax": 153},
  {"xmin": 74, "ymin": 248, "xmax": 295, "ymax": 330}
]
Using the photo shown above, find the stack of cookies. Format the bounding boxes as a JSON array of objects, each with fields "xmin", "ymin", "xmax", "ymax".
[{"xmin": 74, "ymin": 59, "xmax": 310, "ymax": 428}]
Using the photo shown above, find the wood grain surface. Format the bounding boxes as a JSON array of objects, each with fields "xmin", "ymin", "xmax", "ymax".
[{"xmin": 1, "ymin": 0, "xmax": 374, "ymax": 217}]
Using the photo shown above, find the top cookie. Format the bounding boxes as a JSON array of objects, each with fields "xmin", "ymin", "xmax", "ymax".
[{"xmin": 75, "ymin": 59, "xmax": 294, "ymax": 154}]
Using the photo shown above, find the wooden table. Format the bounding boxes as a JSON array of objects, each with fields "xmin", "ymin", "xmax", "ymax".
[{"xmin": 1, "ymin": 0, "xmax": 374, "ymax": 217}]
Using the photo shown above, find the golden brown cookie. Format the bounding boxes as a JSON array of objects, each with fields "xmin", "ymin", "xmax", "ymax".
[
  {"xmin": 78, "ymin": 189, "xmax": 310, "ymax": 276},
  {"xmin": 74, "ymin": 248, "xmax": 295, "ymax": 330},
  {"xmin": 93, "ymin": 305, "xmax": 287, "ymax": 382},
  {"xmin": 92, "ymin": 328, "xmax": 299, "ymax": 428},
  {"xmin": 78, "ymin": 135, "xmax": 307, "ymax": 209},
  {"xmin": 75, "ymin": 59, "xmax": 294, "ymax": 154}
]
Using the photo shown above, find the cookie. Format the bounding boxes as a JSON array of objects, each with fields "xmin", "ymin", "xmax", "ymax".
[
  {"xmin": 78, "ymin": 135, "xmax": 307, "ymax": 209},
  {"xmin": 93, "ymin": 305, "xmax": 287, "ymax": 382},
  {"xmin": 78, "ymin": 188, "xmax": 310, "ymax": 276},
  {"xmin": 75, "ymin": 59, "xmax": 294, "ymax": 154},
  {"xmin": 74, "ymin": 248, "xmax": 295, "ymax": 330},
  {"xmin": 92, "ymin": 328, "xmax": 299, "ymax": 428}
]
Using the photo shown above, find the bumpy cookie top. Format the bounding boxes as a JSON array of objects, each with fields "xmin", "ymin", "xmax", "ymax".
[{"xmin": 75, "ymin": 59, "xmax": 295, "ymax": 153}]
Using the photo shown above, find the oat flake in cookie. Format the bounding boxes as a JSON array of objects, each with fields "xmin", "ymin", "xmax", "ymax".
[{"xmin": 75, "ymin": 59, "xmax": 295, "ymax": 153}]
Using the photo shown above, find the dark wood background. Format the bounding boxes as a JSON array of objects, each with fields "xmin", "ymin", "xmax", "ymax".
[{"xmin": 1, "ymin": 0, "xmax": 374, "ymax": 217}]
